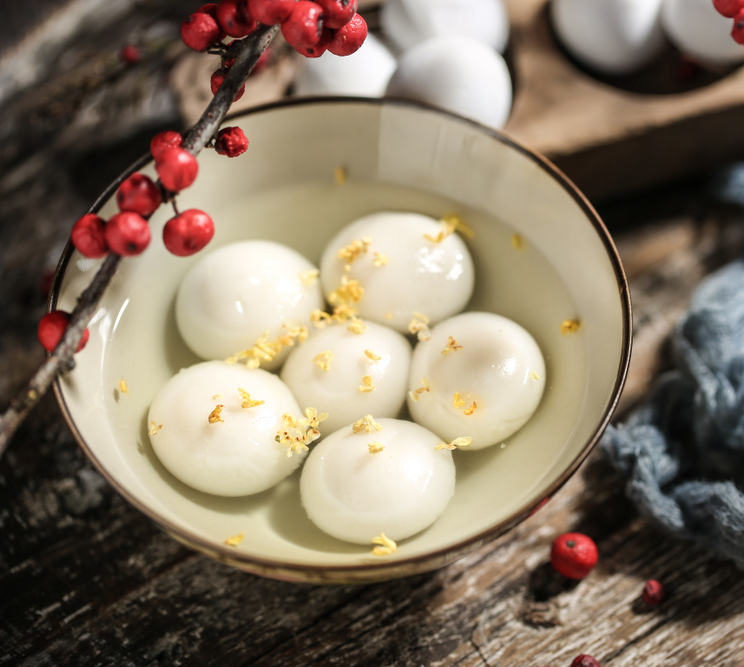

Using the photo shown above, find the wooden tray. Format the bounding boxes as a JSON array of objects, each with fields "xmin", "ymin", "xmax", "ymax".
[{"xmin": 504, "ymin": 0, "xmax": 744, "ymax": 201}]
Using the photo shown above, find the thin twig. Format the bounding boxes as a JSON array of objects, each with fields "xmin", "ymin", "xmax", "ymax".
[{"xmin": 0, "ymin": 25, "xmax": 279, "ymax": 457}]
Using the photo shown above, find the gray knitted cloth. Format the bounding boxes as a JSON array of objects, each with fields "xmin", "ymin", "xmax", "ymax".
[{"xmin": 601, "ymin": 260, "xmax": 744, "ymax": 566}]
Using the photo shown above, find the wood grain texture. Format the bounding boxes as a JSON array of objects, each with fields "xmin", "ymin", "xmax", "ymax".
[{"xmin": 3, "ymin": 3, "xmax": 744, "ymax": 666}]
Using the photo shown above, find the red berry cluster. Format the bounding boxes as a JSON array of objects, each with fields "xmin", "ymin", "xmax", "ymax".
[
  {"xmin": 181, "ymin": 0, "xmax": 367, "ymax": 61},
  {"xmin": 713, "ymin": 0, "xmax": 744, "ymax": 43}
]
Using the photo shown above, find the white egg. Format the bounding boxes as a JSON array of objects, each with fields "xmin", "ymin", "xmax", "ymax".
[
  {"xmin": 407, "ymin": 312, "xmax": 546, "ymax": 450},
  {"xmin": 175, "ymin": 240, "xmax": 323, "ymax": 369},
  {"xmin": 385, "ymin": 36, "xmax": 512, "ymax": 129},
  {"xmin": 294, "ymin": 32, "xmax": 397, "ymax": 97},
  {"xmin": 148, "ymin": 362, "xmax": 306, "ymax": 496},
  {"xmin": 662, "ymin": 0, "xmax": 744, "ymax": 64},
  {"xmin": 300, "ymin": 418, "xmax": 456, "ymax": 544},
  {"xmin": 280, "ymin": 320, "xmax": 412, "ymax": 434},
  {"xmin": 381, "ymin": 0, "xmax": 509, "ymax": 54},
  {"xmin": 551, "ymin": 0, "xmax": 665, "ymax": 75},
  {"xmin": 319, "ymin": 211, "xmax": 475, "ymax": 334}
]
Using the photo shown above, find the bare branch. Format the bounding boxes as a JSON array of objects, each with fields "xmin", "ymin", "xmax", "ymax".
[{"xmin": 0, "ymin": 25, "xmax": 279, "ymax": 457}]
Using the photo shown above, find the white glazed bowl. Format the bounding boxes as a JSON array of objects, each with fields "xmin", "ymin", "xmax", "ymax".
[{"xmin": 52, "ymin": 98, "xmax": 631, "ymax": 583}]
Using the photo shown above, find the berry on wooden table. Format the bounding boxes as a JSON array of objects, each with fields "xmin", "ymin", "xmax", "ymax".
[
  {"xmin": 571, "ymin": 655, "xmax": 601, "ymax": 667},
  {"xmin": 105, "ymin": 212, "xmax": 151, "ymax": 256},
  {"xmin": 150, "ymin": 131, "xmax": 183, "ymax": 161},
  {"xmin": 714, "ymin": 0, "xmax": 744, "ymax": 18},
  {"xmin": 181, "ymin": 11, "xmax": 224, "ymax": 52},
  {"xmin": 217, "ymin": 0, "xmax": 257, "ymax": 37},
  {"xmin": 71, "ymin": 213, "xmax": 108, "ymax": 258},
  {"xmin": 38, "ymin": 311, "xmax": 89, "ymax": 353},
  {"xmin": 120, "ymin": 44, "xmax": 141, "ymax": 64},
  {"xmin": 313, "ymin": 0, "xmax": 358, "ymax": 29},
  {"xmin": 550, "ymin": 532, "xmax": 598, "ymax": 580},
  {"xmin": 248, "ymin": 0, "xmax": 295, "ymax": 25},
  {"xmin": 642, "ymin": 579, "xmax": 665, "ymax": 605},
  {"xmin": 163, "ymin": 209, "xmax": 215, "ymax": 256},
  {"xmin": 328, "ymin": 13, "xmax": 367, "ymax": 56},
  {"xmin": 116, "ymin": 173, "xmax": 162, "ymax": 217},
  {"xmin": 155, "ymin": 147, "xmax": 199, "ymax": 192},
  {"xmin": 210, "ymin": 69, "xmax": 246, "ymax": 100},
  {"xmin": 282, "ymin": 1, "xmax": 324, "ymax": 52},
  {"xmin": 215, "ymin": 126, "xmax": 249, "ymax": 156}
]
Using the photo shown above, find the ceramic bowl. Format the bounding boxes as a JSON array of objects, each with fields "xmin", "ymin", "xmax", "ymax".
[{"xmin": 52, "ymin": 98, "xmax": 631, "ymax": 583}]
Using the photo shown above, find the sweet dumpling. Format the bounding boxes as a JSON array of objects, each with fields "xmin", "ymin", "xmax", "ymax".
[
  {"xmin": 175, "ymin": 240, "xmax": 323, "ymax": 369},
  {"xmin": 407, "ymin": 312, "xmax": 546, "ymax": 449},
  {"xmin": 300, "ymin": 417, "xmax": 456, "ymax": 544},
  {"xmin": 148, "ymin": 361, "xmax": 318, "ymax": 496},
  {"xmin": 319, "ymin": 211, "xmax": 474, "ymax": 334},
  {"xmin": 280, "ymin": 320, "xmax": 412, "ymax": 434}
]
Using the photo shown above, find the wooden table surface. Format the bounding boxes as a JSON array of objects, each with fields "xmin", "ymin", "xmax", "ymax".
[{"xmin": 3, "ymin": 3, "xmax": 744, "ymax": 666}]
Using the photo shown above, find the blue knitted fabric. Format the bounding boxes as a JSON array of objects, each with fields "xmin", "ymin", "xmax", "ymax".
[{"xmin": 601, "ymin": 260, "xmax": 744, "ymax": 566}]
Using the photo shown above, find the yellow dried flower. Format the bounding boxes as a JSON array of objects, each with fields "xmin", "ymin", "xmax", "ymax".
[
  {"xmin": 335, "ymin": 165, "xmax": 347, "ymax": 185},
  {"xmin": 299, "ymin": 269, "xmax": 320, "ymax": 286},
  {"xmin": 453, "ymin": 393, "xmax": 466, "ymax": 408},
  {"xmin": 352, "ymin": 414, "xmax": 383, "ymax": 434},
  {"xmin": 365, "ymin": 349, "xmax": 381, "ymax": 361},
  {"xmin": 311, "ymin": 309, "xmax": 333, "ymax": 329},
  {"xmin": 337, "ymin": 236, "xmax": 372, "ymax": 265},
  {"xmin": 208, "ymin": 405, "xmax": 225, "ymax": 424},
  {"xmin": 118, "ymin": 379, "xmax": 128, "ymax": 394},
  {"xmin": 148, "ymin": 421, "xmax": 162, "ymax": 436},
  {"xmin": 463, "ymin": 402, "xmax": 477, "ymax": 416},
  {"xmin": 224, "ymin": 534, "xmax": 244, "ymax": 547},
  {"xmin": 373, "ymin": 252, "xmax": 389, "ymax": 267},
  {"xmin": 561, "ymin": 319, "xmax": 581, "ymax": 335},
  {"xmin": 358, "ymin": 375, "xmax": 375, "ymax": 393},
  {"xmin": 435, "ymin": 436, "xmax": 473, "ymax": 451},
  {"xmin": 368, "ymin": 442, "xmax": 385, "ymax": 454},
  {"xmin": 238, "ymin": 388, "xmax": 264, "ymax": 409},
  {"xmin": 212, "ymin": 394, "xmax": 224, "ymax": 400},
  {"xmin": 328, "ymin": 275, "xmax": 364, "ymax": 306},
  {"xmin": 371, "ymin": 533, "xmax": 397, "ymax": 557},
  {"xmin": 314, "ymin": 350, "xmax": 333, "ymax": 372},
  {"xmin": 408, "ymin": 313, "xmax": 431, "ymax": 341},
  {"xmin": 347, "ymin": 316, "xmax": 367, "ymax": 335},
  {"xmin": 384, "ymin": 312, "xmax": 394, "ymax": 320},
  {"xmin": 424, "ymin": 214, "xmax": 474, "ymax": 243},
  {"xmin": 530, "ymin": 371, "xmax": 541, "ymax": 381},
  {"xmin": 512, "ymin": 233, "xmax": 524, "ymax": 250},
  {"xmin": 442, "ymin": 336, "xmax": 463, "ymax": 355}
]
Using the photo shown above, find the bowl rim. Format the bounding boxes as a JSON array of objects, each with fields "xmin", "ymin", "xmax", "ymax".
[{"xmin": 51, "ymin": 96, "xmax": 632, "ymax": 583}]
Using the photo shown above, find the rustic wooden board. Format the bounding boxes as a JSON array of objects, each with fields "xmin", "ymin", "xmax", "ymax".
[{"xmin": 2, "ymin": 3, "xmax": 744, "ymax": 666}]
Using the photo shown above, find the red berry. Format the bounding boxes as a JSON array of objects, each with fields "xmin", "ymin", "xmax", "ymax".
[
  {"xmin": 163, "ymin": 209, "xmax": 215, "ymax": 256},
  {"xmin": 571, "ymin": 656, "xmax": 601, "ymax": 667},
  {"xmin": 733, "ymin": 9, "xmax": 744, "ymax": 44},
  {"xmin": 105, "ymin": 212, "xmax": 151, "ymax": 256},
  {"xmin": 120, "ymin": 44, "xmax": 141, "ymax": 64},
  {"xmin": 181, "ymin": 12, "xmax": 223, "ymax": 52},
  {"xmin": 248, "ymin": 0, "xmax": 295, "ymax": 25},
  {"xmin": 550, "ymin": 532, "xmax": 598, "ymax": 580},
  {"xmin": 71, "ymin": 213, "xmax": 108, "ymax": 258},
  {"xmin": 38, "ymin": 311, "xmax": 89, "ymax": 353},
  {"xmin": 282, "ymin": 1, "xmax": 324, "ymax": 52},
  {"xmin": 215, "ymin": 126, "xmax": 249, "ymax": 157},
  {"xmin": 150, "ymin": 131, "xmax": 183, "ymax": 161},
  {"xmin": 155, "ymin": 147, "xmax": 199, "ymax": 192},
  {"xmin": 196, "ymin": 3, "xmax": 220, "ymax": 16},
  {"xmin": 210, "ymin": 69, "xmax": 246, "ymax": 100},
  {"xmin": 715, "ymin": 0, "xmax": 744, "ymax": 18},
  {"xmin": 296, "ymin": 26, "xmax": 332, "ymax": 57},
  {"xmin": 116, "ymin": 173, "xmax": 162, "ymax": 217},
  {"xmin": 217, "ymin": 0, "xmax": 257, "ymax": 37},
  {"xmin": 313, "ymin": 0, "xmax": 358, "ymax": 29},
  {"xmin": 642, "ymin": 579, "xmax": 665, "ymax": 605},
  {"xmin": 328, "ymin": 12, "xmax": 366, "ymax": 56}
]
